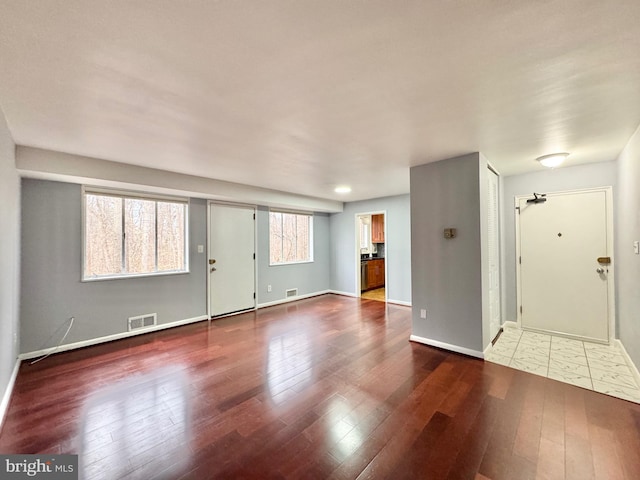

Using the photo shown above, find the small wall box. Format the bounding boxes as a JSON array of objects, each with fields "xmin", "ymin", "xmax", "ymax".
[{"xmin": 444, "ymin": 228, "xmax": 457, "ymax": 239}]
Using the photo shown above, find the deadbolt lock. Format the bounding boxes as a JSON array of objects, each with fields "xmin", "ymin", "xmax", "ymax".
[
  {"xmin": 597, "ymin": 256, "xmax": 611, "ymax": 265},
  {"xmin": 209, "ymin": 259, "xmax": 216, "ymax": 265}
]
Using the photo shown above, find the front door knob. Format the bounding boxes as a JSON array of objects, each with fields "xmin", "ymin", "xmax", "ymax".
[{"xmin": 596, "ymin": 268, "xmax": 604, "ymax": 274}]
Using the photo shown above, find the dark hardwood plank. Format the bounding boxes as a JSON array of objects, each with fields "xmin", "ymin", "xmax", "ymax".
[{"xmin": 1, "ymin": 294, "xmax": 640, "ymax": 479}]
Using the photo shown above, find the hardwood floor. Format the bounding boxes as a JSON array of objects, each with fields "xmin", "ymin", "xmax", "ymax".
[{"xmin": 1, "ymin": 294, "xmax": 640, "ymax": 479}]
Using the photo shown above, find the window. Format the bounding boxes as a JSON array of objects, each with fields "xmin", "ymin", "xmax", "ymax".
[
  {"xmin": 269, "ymin": 210, "xmax": 313, "ymax": 265},
  {"xmin": 83, "ymin": 188, "xmax": 188, "ymax": 280}
]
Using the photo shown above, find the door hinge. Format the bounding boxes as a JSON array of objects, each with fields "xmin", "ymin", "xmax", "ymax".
[
  {"xmin": 519, "ymin": 256, "xmax": 521, "ymax": 265},
  {"xmin": 253, "ymin": 292, "xmax": 256, "ymax": 299},
  {"xmin": 253, "ymin": 253, "xmax": 256, "ymax": 260},
  {"xmin": 516, "ymin": 206, "xmax": 520, "ymax": 213},
  {"xmin": 520, "ymin": 305, "xmax": 523, "ymax": 314},
  {"xmin": 253, "ymin": 213, "xmax": 256, "ymax": 220}
]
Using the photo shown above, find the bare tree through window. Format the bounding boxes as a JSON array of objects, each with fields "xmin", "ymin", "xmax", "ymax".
[
  {"xmin": 125, "ymin": 199, "xmax": 156, "ymax": 274},
  {"xmin": 84, "ymin": 192, "xmax": 187, "ymax": 279},
  {"xmin": 157, "ymin": 202, "xmax": 185, "ymax": 272},
  {"xmin": 269, "ymin": 211, "xmax": 312, "ymax": 264},
  {"xmin": 85, "ymin": 194, "xmax": 122, "ymax": 276}
]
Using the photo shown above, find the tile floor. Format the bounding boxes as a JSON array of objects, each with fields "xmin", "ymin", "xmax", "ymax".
[
  {"xmin": 361, "ymin": 287, "xmax": 385, "ymax": 302},
  {"xmin": 485, "ymin": 325, "xmax": 640, "ymax": 404}
]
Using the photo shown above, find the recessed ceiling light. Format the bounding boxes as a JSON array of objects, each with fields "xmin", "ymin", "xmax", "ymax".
[
  {"xmin": 536, "ymin": 152, "xmax": 569, "ymax": 168},
  {"xmin": 334, "ymin": 186, "xmax": 351, "ymax": 194}
]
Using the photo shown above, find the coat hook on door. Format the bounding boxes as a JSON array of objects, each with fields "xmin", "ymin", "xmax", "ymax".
[{"xmin": 526, "ymin": 192, "xmax": 547, "ymax": 204}]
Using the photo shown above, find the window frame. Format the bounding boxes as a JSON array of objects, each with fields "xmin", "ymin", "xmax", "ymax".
[
  {"xmin": 268, "ymin": 209, "xmax": 314, "ymax": 266},
  {"xmin": 81, "ymin": 186, "xmax": 190, "ymax": 282}
]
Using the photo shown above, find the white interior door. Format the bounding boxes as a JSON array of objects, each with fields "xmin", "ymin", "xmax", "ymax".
[
  {"xmin": 209, "ymin": 203, "xmax": 256, "ymax": 317},
  {"xmin": 518, "ymin": 189, "xmax": 610, "ymax": 342},
  {"xmin": 487, "ymin": 169, "xmax": 501, "ymax": 341}
]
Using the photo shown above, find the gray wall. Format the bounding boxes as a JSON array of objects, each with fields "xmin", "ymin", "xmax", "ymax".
[
  {"xmin": 502, "ymin": 161, "xmax": 617, "ymax": 323},
  {"xmin": 616, "ymin": 124, "xmax": 640, "ymax": 367},
  {"xmin": 410, "ymin": 153, "xmax": 487, "ymax": 353},
  {"xmin": 20, "ymin": 179, "xmax": 208, "ymax": 354},
  {"xmin": 256, "ymin": 207, "xmax": 330, "ymax": 304},
  {"xmin": 0, "ymin": 106, "xmax": 20, "ymax": 414},
  {"xmin": 19, "ymin": 179, "xmax": 332, "ymax": 354},
  {"xmin": 329, "ymin": 195, "xmax": 411, "ymax": 304}
]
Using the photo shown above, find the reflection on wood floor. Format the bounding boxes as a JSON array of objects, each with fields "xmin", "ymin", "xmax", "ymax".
[
  {"xmin": 2, "ymin": 294, "xmax": 640, "ymax": 479},
  {"xmin": 361, "ymin": 287, "xmax": 385, "ymax": 302}
]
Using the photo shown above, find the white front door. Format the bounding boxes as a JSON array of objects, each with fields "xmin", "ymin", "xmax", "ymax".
[
  {"xmin": 487, "ymin": 169, "xmax": 501, "ymax": 341},
  {"xmin": 517, "ymin": 189, "xmax": 611, "ymax": 342},
  {"xmin": 209, "ymin": 203, "xmax": 256, "ymax": 317}
]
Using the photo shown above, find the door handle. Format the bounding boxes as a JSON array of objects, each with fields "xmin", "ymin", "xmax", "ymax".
[{"xmin": 596, "ymin": 268, "xmax": 604, "ymax": 274}]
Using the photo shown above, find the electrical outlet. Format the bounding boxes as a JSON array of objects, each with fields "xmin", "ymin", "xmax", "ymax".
[
  {"xmin": 634, "ymin": 240, "xmax": 639, "ymax": 255},
  {"xmin": 267, "ymin": 284, "xmax": 272, "ymax": 292},
  {"xmin": 420, "ymin": 309, "xmax": 427, "ymax": 319}
]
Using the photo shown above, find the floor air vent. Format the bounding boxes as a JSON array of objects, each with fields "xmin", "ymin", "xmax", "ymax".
[
  {"xmin": 128, "ymin": 313, "xmax": 157, "ymax": 332},
  {"xmin": 285, "ymin": 288, "xmax": 298, "ymax": 298}
]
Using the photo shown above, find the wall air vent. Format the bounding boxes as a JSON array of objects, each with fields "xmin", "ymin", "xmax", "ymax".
[
  {"xmin": 128, "ymin": 313, "xmax": 157, "ymax": 332},
  {"xmin": 285, "ymin": 288, "xmax": 298, "ymax": 298}
]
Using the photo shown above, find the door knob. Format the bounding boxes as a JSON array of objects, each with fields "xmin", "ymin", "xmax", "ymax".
[
  {"xmin": 596, "ymin": 268, "xmax": 604, "ymax": 274},
  {"xmin": 211, "ymin": 267, "xmax": 217, "ymax": 272}
]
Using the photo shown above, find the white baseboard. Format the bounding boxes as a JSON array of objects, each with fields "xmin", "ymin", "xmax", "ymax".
[
  {"xmin": 502, "ymin": 321, "xmax": 518, "ymax": 330},
  {"xmin": 0, "ymin": 359, "xmax": 21, "ymax": 430},
  {"xmin": 257, "ymin": 290, "xmax": 331, "ymax": 309},
  {"xmin": 410, "ymin": 334, "xmax": 484, "ymax": 359},
  {"xmin": 387, "ymin": 299, "xmax": 411, "ymax": 307},
  {"xmin": 483, "ymin": 342, "xmax": 493, "ymax": 356},
  {"xmin": 328, "ymin": 290, "xmax": 358, "ymax": 298},
  {"xmin": 19, "ymin": 314, "xmax": 209, "ymax": 361},
  {"xmin": 258, "ymin": 290, "xmax": 409, "ymax": 307},
  {"xmin": 615, "ymin": 339, "xmax": 640, "ymax": 389}
]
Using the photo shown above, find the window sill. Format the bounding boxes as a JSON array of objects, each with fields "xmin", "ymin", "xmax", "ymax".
[
  {"xmin": 81, "ymin": 270, "xmax": 190, "ymax": 282},
  {"xmin": 269, "ymin": 260, "xmax": 314, "ymax": 267}
]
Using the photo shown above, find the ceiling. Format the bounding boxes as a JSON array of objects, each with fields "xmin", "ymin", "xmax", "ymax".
[{"xmin": 1, "ymin": 1, "xmax": 640, "ymax": 202}]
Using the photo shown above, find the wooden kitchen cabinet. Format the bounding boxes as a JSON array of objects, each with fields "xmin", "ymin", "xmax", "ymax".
[
  {"xmin": 371, "ymin": 214, "xmax": 384, "ymax": 243},
  {"xmin": 367, "ymin": 259, "xmax": 385, "ymax": 290}
]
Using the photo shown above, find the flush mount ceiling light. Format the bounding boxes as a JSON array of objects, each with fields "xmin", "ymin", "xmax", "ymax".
[
  {"xmin": 334, "ymin": 186, "xmax": 352, "ymax": 194},
  {"xmin": 536, "ymin": 152, "xmax": 569, "ymax": 168}
]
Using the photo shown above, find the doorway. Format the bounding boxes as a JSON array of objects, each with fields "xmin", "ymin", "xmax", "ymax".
[
  {"xmin": 208, "ymin": 202, "xmax": 256, "ymax": 317},
  {"xmin": 356, "ymin": 212, "xmax": 386, "ymax": 302},
  {"xmin": 515, "ymin": 187, "xmax": 614, "ymax": 343}
]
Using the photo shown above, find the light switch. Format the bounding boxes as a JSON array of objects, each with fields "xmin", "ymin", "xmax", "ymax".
[
  {"xmin": 634, "ymin": 241, "xmax": 639, "ymax": 255},
  {"xmin": 197, "ymin": 245, "xmax": 204, "ymax": 253}
]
